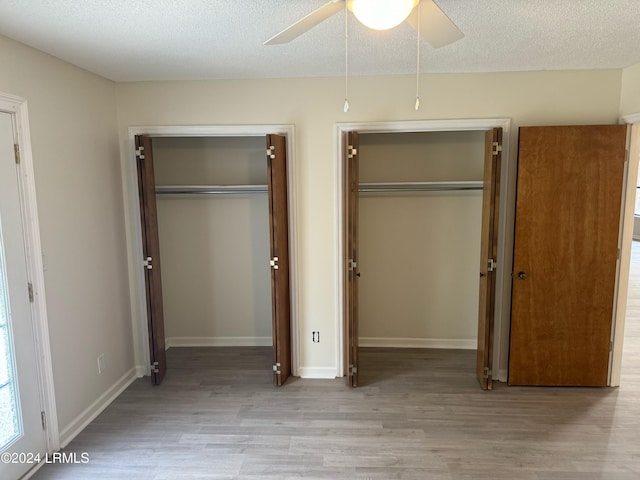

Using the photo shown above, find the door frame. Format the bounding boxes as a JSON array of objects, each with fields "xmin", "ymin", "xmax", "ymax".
[
  {"xmin": 335, "ymin": 118, "xmax": 512, "ymax": 380},
  {"xmin": 126, "ymin": 125, "xmax": 299, "ymax": 377},
  {"xmin": 0, "ymin": 92, "xmax": 59, "ymax": 452},
  {"xmin": 610, "ymin": 113, "xmax": 640, "ymax": 386}
]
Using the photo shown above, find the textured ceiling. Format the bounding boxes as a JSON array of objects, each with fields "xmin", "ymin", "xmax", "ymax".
[{"xmin": 0, "ymin": 0, "xmax": 639, "ymax": 82}]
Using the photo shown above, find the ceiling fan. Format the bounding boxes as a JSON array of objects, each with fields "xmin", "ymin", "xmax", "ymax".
[{"xmin": 264, "ymin": 0, "xmax": 464, "ymax": 48}]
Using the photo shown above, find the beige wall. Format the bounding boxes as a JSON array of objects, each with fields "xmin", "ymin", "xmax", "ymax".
[
  {"xmin": 0, "ymin": 35, "xmax": 132, "ymax": 432},
  {"xmin": 116, "ymin": 69, "xmax": 622, "ymax": 375},
  {"xmin": 621, "ymin": 63, "xmax": 640, "ymax": 116},
  {"xmin": 358, "ymin": 131, "xmax": 484, "ymax": 344},
  {"xmin": 152, "ymin": 137, "xmax": 272, "ymax": 344},
  {"xmin": 0, "ymin": 30, "xmax": 631, "ymax": 445}
]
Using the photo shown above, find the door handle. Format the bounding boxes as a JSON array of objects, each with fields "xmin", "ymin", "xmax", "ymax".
[{"xmin": 517, "ymin": 271, "xmax": 528, "ymax": 280}]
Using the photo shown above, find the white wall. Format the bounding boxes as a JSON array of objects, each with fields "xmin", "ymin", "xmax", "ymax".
[
  {"xmin": 152, "ymin": 137, "xmax": 272, "ymax": 345},
  {"xmin": 0, "ymin": 35, "xmax": 133, "ymax": 436},
  {"xmin": 621, "ymin": 63, "xmax": 640, "ymax": 116},
  {"xmin": 358, "ymin": 131, "xmax": 484, "ymax": 346},
  {"xmin": 116, "ymin": 69, "xmax": 622, "ymax": 377}
]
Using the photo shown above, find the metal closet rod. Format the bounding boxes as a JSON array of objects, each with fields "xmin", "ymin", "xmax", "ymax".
[
  {"xmin": 155, "ymin": 185, "xmax": 268, "ymax": 195},
  {"xmin": 358, "ymin": 181, "xmax": 484, "ymax": 193}
]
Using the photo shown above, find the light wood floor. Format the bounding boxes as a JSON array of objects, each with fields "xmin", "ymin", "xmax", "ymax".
[{"xmin": 31, "ymin": 246, "xmax": 640, "ymax": 480}]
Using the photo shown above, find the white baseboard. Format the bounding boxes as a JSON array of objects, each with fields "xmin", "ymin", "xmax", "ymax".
[
  {"xmin": 59, "ymin": 367, "xmax": 138, "ymax": 448},
  {"xmin": 165, "ymin": 336, "xmax": 272, "ymax": 348},
  {"xmin": 135, "ymin": 365, "xmax": 146, "ymax": 377},
  {"xmin": 359, "ymin": 337, "xmax": 477, "ymax": 349},
  {"xmin": 497, "ymin": 368, "xmax": 508, "ymax": 382},
  {"xmin": 298, "ymin": 366, "xmax": 338, "ymax": 379}
]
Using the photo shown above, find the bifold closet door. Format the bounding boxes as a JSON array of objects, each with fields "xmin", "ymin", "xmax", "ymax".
[
  {"xmin": 267, "ymin": 134, "xmax": 292, "ymax": 386},
  {"xmin": 135, "ymin": 135, "xmax": 167, "ymax": 385},
  {"xmin": 343, "ymin": 131, "xmax": 360, "ymax": 387},
  {"xmin": 476, "ymin": 128, "xmax": 502, "ymax": 390},
  {"xmin": 509, "ymin": 125, "xmax": 628, "ymax": 386}
]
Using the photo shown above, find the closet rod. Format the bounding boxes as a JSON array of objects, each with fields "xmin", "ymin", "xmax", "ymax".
[
  {"xmin": 358, "ymin": 181, "xmax": 484, "ymax": 193},
  {"xmin": 155, "ymin": 185, "xmax": 268, "ymax": 195}
]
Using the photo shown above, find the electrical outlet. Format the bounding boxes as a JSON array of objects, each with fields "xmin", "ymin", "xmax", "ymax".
[
  {"xmin": 312, "ymin": 331, "xmax": 320, "ymax": 343},
  {"xmin": 97, "ymin": 353, "xmax": 105, "ymax": 374}
]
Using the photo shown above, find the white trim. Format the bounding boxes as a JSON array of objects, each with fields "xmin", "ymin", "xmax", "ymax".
[
  {"xmin": 165, "ymin": 336, "xmax": 273, "ymax": 348},
  {"xmin": 335, "ymin": 118, "xmax": 512, "ymax": 379},
  {"xmin": 610, "ymin": 118, "xmax": 640, "ymax": 386},
  {"xmin": 621, "ymin": 113, "xmax": 640, "ymax": 124},
  {"xmin": 21, "ymin": 460, "xmax": 45, "ymax": 479},
  {"xmin": 58, "ymin": 368, "xmax": 138, "ymax": 448},
  {"xmin": 298, "ymin": 367, "xmax": 338, "ymax": 379},
  {"xmin": 0, "ymin": 92, "xmax": 59, "ymax": 452},
  {"xmin": 359, "ymin": 337, "xmax": 477, "ymax": 349},
  {"xmin": 125, "ymin": 125, "xmax": 300, "ymax": 377}
]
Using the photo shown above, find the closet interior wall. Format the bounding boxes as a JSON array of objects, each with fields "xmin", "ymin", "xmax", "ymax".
[
  {"xmin": 358, "ymin": 131, "xmax": 485, "ymax": 348},
  {"xmin": 152, "ymin": 136, "xmax": 272, "ymax": 348}
]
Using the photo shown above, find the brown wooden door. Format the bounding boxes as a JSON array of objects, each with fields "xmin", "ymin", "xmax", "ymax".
[
  {"xmin": 267, "ymin": 134, "xmax": 291, "ymax": 386},
  {"xmin": 135, "ymin": 135, "xmax": 167, "ymax": 385},
  {"xmin": 344, "ymin": 131, "xmax": 359, "ymax": 387},
  {"xmin": 509, "ymin": 125, "xmax": 628, "ymax": 386},
  {"xmin": 476, "ymin": 128, "xmax": 502, "ymax": 390}
]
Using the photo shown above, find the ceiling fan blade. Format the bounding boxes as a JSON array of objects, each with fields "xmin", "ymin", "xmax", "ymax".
[
  {"xmin": 264, "ymin": 0, "xmax": 345, "ymax": 45},
  {"xmin": 406, "ymin": 0, "xmax": 464, "ymax": 48}
]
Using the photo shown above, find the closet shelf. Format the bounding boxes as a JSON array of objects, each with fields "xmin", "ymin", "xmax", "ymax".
[
  {"xmin": 358, "ymin": 181, "xmax": 483, "ymax": 193},
  {"xmin": 156, "ymin": 185, "xmax": 268, "ymax": 195}
]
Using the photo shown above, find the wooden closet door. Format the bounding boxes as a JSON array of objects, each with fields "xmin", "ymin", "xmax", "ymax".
[
  {"xmin": 344, "ymin": 131, "xmax": 359, "ymax": 387},
  {"xmin": 476, "ymin": 128, "xmax": 502, "ymax": 390},
  {"xmin": 267, "ymin": 134, "xmax": 291, "ymax": 386},
  {"xmin": 509, "ymin": 125, "xmax": 628, "ymax": 386},
  {"xmin": 135, "ymin": 135, "xmax": 167, "ymax": 385}
]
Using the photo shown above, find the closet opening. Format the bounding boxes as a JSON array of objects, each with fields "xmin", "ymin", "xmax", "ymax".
[
  {"xmin": 341, "ymin": 125, "xmax": 504, "ymax": 389},
  {"xmin": 134, "ymin": 132, "xmax": 294, "ymax": 387}
]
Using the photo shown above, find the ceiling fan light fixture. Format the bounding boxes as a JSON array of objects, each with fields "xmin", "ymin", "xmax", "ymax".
[{"xmin": 350, "ymin": 0, "xmax": 418, "ymax": 31}]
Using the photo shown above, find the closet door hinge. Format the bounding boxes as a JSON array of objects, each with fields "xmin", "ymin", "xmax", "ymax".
[
  {"xmin": 41, "ymin": 411, "xmax": 46, "ymax": 430},
  {"xmin": 487, "ymin": 258, "xmax": 497, "ymax": 272},
  {"xmin": 349, "ymin": 364, "xmax": 357, "ymax": 376},
  {"xmin": 270, "ymin": 256, "xmax": 279, "ymax": 270},
  {"xmin": 151, "ymin": 361, "xmax": 159, "ymax": 374},
  {"xmin": 492, "ymin": 142, "xmax": 502, "ymax": 156},
  {"xmin": 14, "ymin": 144, "xmax": 20, "ymax": 164},
  {"xmin": 28, "ymin": 282, "xmax": 34, "ymax": 302},
  {"xmin": 135, "ymin": 146, "xmax": 145, "ymax": 159},
  {"xmin": 483, "ymin": 367, "xmax": 492, "ymax": 379},
  {"xmin": 348, "ymin": 259, "xmax": 357, "ymax": 271},
  {"xmin": 272, "ymin": 362, "xmax": 281, "ymax": 374},
  {"xmin": 143, "ymin": 256, "xmax": 153, "ymax": 270},
  {"xmin": 347, "ymin": 144, "xmax": 357, "ymax": 159},
  {"xmin": 267, "ymin": 145, "xmax": 275, "ymax": 159}
]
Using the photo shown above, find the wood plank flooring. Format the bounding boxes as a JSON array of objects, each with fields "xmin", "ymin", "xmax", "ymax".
[{"xmin": 31, "ymin": 245, "xmax": 640, "ymax": 480}]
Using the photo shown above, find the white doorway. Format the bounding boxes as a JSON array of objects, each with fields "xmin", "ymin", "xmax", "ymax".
[
  {"xmin": 0, "ymin": 93, "xmax": 58, "ymax": 479},
  {"xmin": 335, "ymin": 119, "xmax": 511, "ymax": 381},
  {"xmin": 0, "ymin": 111, "xmax": 46, "ymax": 477}
]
